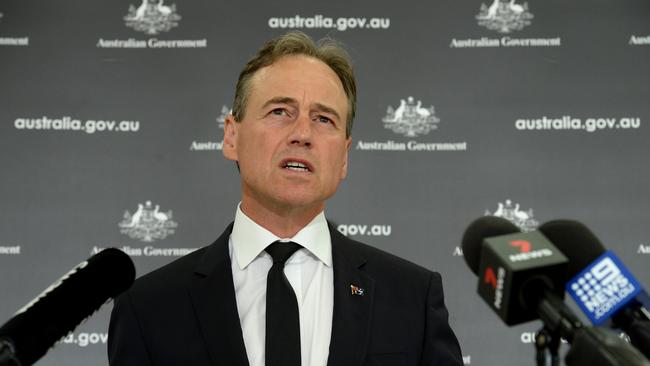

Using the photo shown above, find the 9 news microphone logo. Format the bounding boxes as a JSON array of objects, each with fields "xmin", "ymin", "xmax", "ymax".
[{"xmin": 567, "ymin": 251, "xmax": 642, "ymax": 324}]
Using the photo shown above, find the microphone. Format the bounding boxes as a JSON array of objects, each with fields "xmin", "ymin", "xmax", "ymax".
[
  {"xmin": 539, "ymin": 220, "xmax": 650, "ymax": 358},
  {"xmin": 461, "ymin": 216, "xmax": 571, "ymax": 328},
  {"xmin": 0, "ymin": 248, "xmax": 135, "ymax": 366},
  {"xmin": 462, "ymin": 216, "xmax": 650, "ymax": 365}
]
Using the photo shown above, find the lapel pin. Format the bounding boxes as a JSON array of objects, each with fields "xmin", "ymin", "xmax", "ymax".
[{"xmin": 350, "ymin": 284, "xmax": 365, "ymax": 296}]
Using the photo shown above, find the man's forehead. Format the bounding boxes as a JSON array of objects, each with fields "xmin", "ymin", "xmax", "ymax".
[
  {"xmin": 249, "ymin": 55, "xmax": 346, "ymax": 101},
  {"xmin": 258, "ymin": 54, "xmax": 330, "ymax": 75}
]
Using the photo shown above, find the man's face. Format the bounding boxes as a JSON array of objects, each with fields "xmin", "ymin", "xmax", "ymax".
[{"xmin": 223, "ymin": 55, "xmax": 351, "ymax": 215}]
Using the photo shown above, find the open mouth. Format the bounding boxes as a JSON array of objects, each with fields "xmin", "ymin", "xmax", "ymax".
[{"xmin": 282, "ymin": 160, "xmax": 312, "ymax": 173}]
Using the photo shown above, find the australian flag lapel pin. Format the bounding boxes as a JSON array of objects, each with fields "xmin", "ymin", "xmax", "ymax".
[{"xmin": 350, "ymin": 284, "xmax": 365, "ymax": 296}]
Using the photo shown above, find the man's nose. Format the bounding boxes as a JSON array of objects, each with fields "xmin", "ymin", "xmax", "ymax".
[{"xmin": 288, "ymin": 113, "xmax": 312, "ymax": 147}]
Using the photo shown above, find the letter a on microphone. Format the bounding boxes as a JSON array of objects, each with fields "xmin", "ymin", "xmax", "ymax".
[{"xmin": 484, "ymin": 267, "xmax": 497, "ymax": 289}]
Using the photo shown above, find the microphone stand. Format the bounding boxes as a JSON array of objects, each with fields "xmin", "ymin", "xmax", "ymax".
[
  {"xmin": 565, "ymin": 327, "xmax": 650, "ymax": 366},
  {"xmin": 612, "ymin": 305, "xmax": 650, "ymax": 359},
  {"xmin": 535, "ymin": 326, "xmax": 561, "ymax": 366},
  {"xmin": 535, "ymin": 292, "xmax": 650, "ymax": 366}
]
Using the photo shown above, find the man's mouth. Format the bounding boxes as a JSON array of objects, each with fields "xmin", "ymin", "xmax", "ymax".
[{"xmin": 282, "ymin": 161, "xmax": 311, "ymax": 172}]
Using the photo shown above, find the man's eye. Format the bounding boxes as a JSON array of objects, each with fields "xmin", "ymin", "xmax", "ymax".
[
  {"xmin": 316, "ymin": 116, "xmax": 333, "ymax": 124},
  {"xmin": 271, "ymin": 108, "xmax": 287, "ymax": 116}
]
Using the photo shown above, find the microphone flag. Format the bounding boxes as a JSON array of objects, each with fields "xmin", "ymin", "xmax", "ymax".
[{"xmin": 566, "ymin": 250, "xmax": 647, "ymax": 325}]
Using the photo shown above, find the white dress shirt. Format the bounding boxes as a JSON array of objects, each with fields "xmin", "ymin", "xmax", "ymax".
[{"xmin": 229, "ymin": 205, "xmax": 334, "ymax": 366}]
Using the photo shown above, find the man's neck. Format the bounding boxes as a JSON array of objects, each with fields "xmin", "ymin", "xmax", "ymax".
[{"xmin": 239, "ymin": 199, "xmax": 324, "ymax": 238}]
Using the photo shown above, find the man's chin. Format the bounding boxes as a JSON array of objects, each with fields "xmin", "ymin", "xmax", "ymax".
[
  {"xmin": 242, "ymin": 185, "xmax": 333, "ymax": 214},
  {"xmin": 273, "ymin": 196, "xmax": 326, "ymax": 212},
  {"xmin": 263, "ymin": 190, "xmax": 331, "ymax": 211}
]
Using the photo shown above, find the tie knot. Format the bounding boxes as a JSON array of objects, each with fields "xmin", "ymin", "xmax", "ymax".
[{"xmin": 265, "ymin": 241, "xmax": 302, "ymax": 264}]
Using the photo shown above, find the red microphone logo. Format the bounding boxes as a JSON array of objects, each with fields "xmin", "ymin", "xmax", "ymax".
[
  {"xmin": 484, "ymin": 267, "xmax": 497, "ymax": 289},
  {"xmin": 510, "ymin": 240, "xmax": 531, "ymax": 253},
  {"xmin": 484, "ymin": 266, "xmax": 506, "ymax": 309},
  {"xmin": 508, "ymin": 239, "xmax": 553, "ymax": 263}
]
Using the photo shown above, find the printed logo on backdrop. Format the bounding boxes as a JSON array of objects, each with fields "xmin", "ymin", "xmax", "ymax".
[
  {"xmin": 60, "ymin": 332, "xmax": 108, "ymax": 348},
  {"xmin": 0, "ymin": 243, "xmax": 21, "ymax": 255},
  {"xmin": 485, "ymin": 199, "xmax": 539, "ymax": 231},
  {"xmin": 629, "ymin": 35, "xmax": 650, "ymax": 46},
  {"xmin": 514, "ymin": 116, "xmax": 642, "ymax": 133},
  {"xmin": 124, "ymin": 0, "xmax": 181, "ymax": 35},
  {"xmin": 450, "ymin": 1, "xmax": 560, "ymax": 49},
  {"xmin": 0, "ymin": 12, "xmax": 30, "ymax": 47},
  {"xmin": 476, "ymin": 0, "xmax": 533, "ymax": 34},
  {"xmin": 357, "ymin": 96, "xmax": 467, "ymax": 152},
  {"xmin": 14, "ymin": 115, "xmax": 140, "ymax": 134},
  {"xmin": 189, "ymin": 105, "xmax": 229, "ymax": 151},
  {"xmin": 382, "ymin": 96, "xmax": 440, "ymax": 137},
  {"xmin": 267, "ymin": 15, "xmax": 390, "ymax": 32},
  {"xmin": 98, "ymin": 201, "xmax": 194, "ymax": 257},
  {"xmin": 337, "ymin": 224, "xmax": 392, "ymax": 237},
  {"xmin": 119, "ymin": 201, "xmax": 177, "ymax": 242},
  {"xmin": 97, "ymin": 1, "xmax": 207, "ymax": 49}
]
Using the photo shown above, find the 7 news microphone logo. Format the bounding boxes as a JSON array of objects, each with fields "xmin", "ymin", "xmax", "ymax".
[
  {"xmin": 567, "ymin": 251, "xmax": 642, "ymax": 324},
  {"xmin": 484, "ymin": 266, "xmax": 506, "ymax": 309},
  {"xmin": 478, "ymin": 231, "xmax": 568, "ymax": 325},
  {"xmin": 508, "ymin": 239, "xmax": 553, "ymax": 263},
  {"xmin": 510, "ymin": 240, "xmax": 531, "ymax": 252},
  {"xmin": 483, "ymin": 240, "xmax": 534, "ymax": 310}
]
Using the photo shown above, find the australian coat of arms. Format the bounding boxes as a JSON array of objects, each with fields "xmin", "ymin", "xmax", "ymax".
[
  {"xmin": 476, "ymin": 0, "xmax": 534, "ymax": 34},
  {"xmin": 485, "ymin": 199, "xmax": 539, "ymax": 232},
  {"xmin": 119, "ymin": 201, "xmax": 178, "ymax": 242},
  {"xmin": 124, "ymin": 0, "xmax": 181, "ymax": 35},
  {"xmin": 382, "ymin": 96, "xmax": 440, "ymax": 137}
]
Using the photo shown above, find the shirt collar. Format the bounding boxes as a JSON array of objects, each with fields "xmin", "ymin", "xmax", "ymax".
[{"xmin": 231, "ymin": 204, "xmax": 332, "ymax": 269}]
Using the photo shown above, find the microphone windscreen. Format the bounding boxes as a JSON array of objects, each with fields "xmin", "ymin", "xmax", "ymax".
[
  {"xmin": 538, "ymin": 220, "xmax": 606, "ymax": 277},
  {"xmin": 461, "ymin": 216, "xmax": 520, "ymax": 274},
  {"xmin": 0, "ymin": 248, "xmax": 135, "ymax": 366}
]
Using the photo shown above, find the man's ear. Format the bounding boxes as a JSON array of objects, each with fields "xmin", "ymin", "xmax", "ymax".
[{"xmin": 222, "ymin": 114, "xmax": 238, "ymax": 161}]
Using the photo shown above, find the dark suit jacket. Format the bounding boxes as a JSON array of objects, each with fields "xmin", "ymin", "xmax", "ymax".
[{"xmin": 108, "ymin": 223, "xmax": 463, "ymax": 366}]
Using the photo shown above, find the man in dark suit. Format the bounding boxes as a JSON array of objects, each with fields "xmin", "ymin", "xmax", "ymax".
[{"xmin": 108, "ymin": 31, "xmax": 463, "ymax": 366}]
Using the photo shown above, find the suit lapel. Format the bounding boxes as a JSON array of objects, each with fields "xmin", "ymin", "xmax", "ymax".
[
  {"xmin": 188, "ymin": 223, "xmax": 250, "ymax": 366},
  {"xmin": 327, "ymin": 224, "xmax": 375, "ymax": 366}
]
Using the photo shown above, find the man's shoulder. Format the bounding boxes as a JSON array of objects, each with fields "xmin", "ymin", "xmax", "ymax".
[
  {"xmin": 130, "ymin": 223, "xmax": 233, "ymax": 289},
  {"xmin": 331, "ymin": 227, "xmax": 437, "ymax": 282},
  {"xmin": 140, "ymin": 245, "xmax": 208, "ymax": 280},
  {"xmin": 333, "ymin": 232, "xmax": 445, "ymax": 310},
  {"xmin": 124, "ymin": 227, "xmax": 231, "ymax": 301},
  {"xmin": 125, "ymin": 245, "xmax": 209, "ymax": 298}
]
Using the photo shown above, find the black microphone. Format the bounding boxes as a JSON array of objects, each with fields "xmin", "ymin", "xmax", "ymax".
[
  {"xmin": 539, "ymin": 220, "xmax": 650, "ymax": 359},
  {"xmin": 462, "ymin": 216, "xmax": 571, "ymax": 328},
  {"xmin": 0, "ymin": 248, "xmax": 135, "ymax": 366}
]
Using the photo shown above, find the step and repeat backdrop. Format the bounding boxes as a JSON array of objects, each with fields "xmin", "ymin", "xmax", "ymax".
[{"xmin": 1, "ymin": 0, "xmax": 649, "ymax": 364}]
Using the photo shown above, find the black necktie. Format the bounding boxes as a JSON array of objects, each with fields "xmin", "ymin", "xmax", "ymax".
[{"xmin": 265, "ymin": 241, "xmax": 302, "ymax": 366}]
